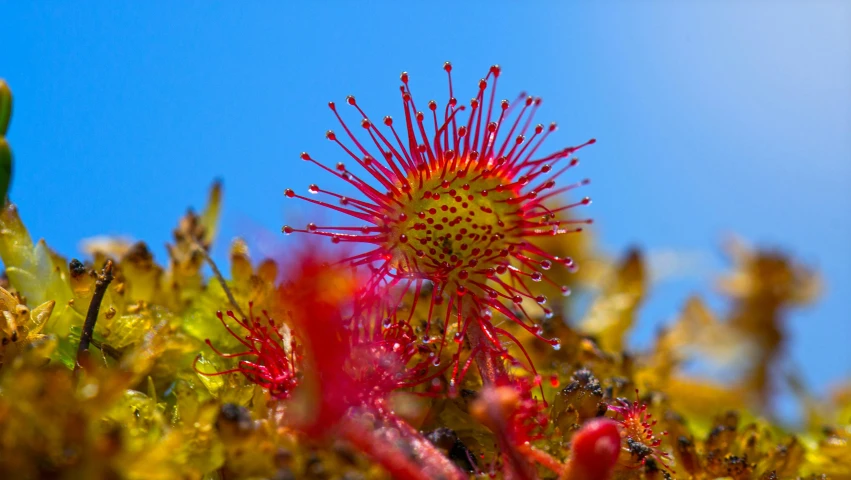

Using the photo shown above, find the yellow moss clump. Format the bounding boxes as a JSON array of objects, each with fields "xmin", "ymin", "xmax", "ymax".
[{"xmin": 0, "ymin": 178, "xmax": 848, "ymax": 479}]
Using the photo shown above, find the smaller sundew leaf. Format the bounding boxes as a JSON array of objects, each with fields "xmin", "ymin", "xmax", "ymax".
[
  {"xmin": 608, "ymin": 389, "xmax": 676, "ymax": 474},
  {"xmin": 200, "ymin": 305, "xmax": 300, "ymax": 402}
]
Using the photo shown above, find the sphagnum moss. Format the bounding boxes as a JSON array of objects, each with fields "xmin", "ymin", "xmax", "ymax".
[{"xmin": 0, "ymin": 70, "xmax": 847, "ymax": 480}]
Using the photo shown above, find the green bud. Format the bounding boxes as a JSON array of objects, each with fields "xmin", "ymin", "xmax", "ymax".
[
  {"xmin": 0, "ymin": 138, "xmax": 11, "ymax": 201},
  {"xmin": 0, "ymin": 80, "xmax": 11, "ymax": 137}
]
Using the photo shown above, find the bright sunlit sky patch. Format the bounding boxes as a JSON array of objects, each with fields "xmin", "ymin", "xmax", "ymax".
[{"xmin": 2, "ymin": 2, "xmax": 849, "ymax": 417}]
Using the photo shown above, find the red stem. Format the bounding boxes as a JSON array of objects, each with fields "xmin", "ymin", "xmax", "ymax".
[
  {"xmin": 466, "ymin": 319, "xmax": 506, "ymax": 385},
  {"xmin": 392, "ymin": 414, "xmax": 469, "ymax": 480},
  {"xmin": 466, "ymin": 310, "xmax": 539, "ymax": 479},
  {"xmin": 477, "ymin": 387, "xmax": 538, "ymax": 480},
  {"xmin": 340, "ymin": 412, "xmax": 468, "ymax": 480},
  {"xmin": 339, "ymin": 418, "xmax": 432, "ymax": 480}
]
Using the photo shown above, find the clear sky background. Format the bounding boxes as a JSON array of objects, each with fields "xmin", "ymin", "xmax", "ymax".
[{"xmin": 2, "ymin": 2, "xmax": 849, "ymax": 420}]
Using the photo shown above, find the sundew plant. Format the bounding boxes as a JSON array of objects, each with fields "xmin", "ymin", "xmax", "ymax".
[{"xmin": 0, "ymin": 67, "xmax": 848, "ymax": 480}]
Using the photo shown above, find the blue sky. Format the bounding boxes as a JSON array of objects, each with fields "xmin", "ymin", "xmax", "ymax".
[{"xmin": 2, "ymin": 2, "xmax": 849, "ymax": 415}]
